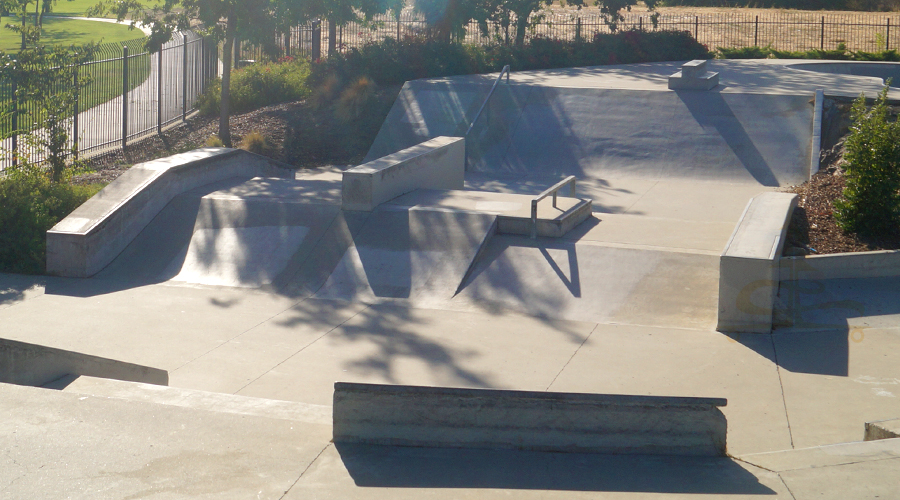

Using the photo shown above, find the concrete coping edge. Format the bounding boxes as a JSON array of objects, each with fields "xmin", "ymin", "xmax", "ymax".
[{"xmin": 334, "ymin": 382, "xmax": 727, "ymax": 408}]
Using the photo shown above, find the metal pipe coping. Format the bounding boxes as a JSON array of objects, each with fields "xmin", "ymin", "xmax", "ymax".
[{"xmin": 531, "ymin": 176, "xmax": 577, "ymax": 238}]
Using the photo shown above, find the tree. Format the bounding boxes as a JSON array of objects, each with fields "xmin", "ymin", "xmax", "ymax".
[
  {"xmin": 93, "ymin": 0, "xmax": 278, "ymax": 147},
  {"xmin": 0, "ymin": 43, "xmax": 97, "ymax": 182},
  {"xmin": 3, "ymin": 0, "xmax": 40, "ymax": 50}
]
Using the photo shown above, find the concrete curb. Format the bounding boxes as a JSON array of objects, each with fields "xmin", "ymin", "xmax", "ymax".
[
  {"xmin": 717, "ymin": 192, "xmax": 798, "ymax": 333},
  {"xmin": 342, "ymin": 136, "xmax": 465, "ymax": 211},
  {"xmin": 333, "ymin": 382, "xmax": 728, "ymax": 456},
  {"xmin": 46, "ymin": 148, "xmax": 294, "ymax": 278},
  {"xmin": 0, "ymin": 338, "xmax": 167, "ymax": 387},
  {"xmin": 780, "ymin": 249, "xmax": 900, "ymax": 281}
]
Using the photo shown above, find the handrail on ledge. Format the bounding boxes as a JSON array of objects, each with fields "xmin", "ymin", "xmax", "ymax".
[
  {"xmin": 531, "ymin": 176, "xmax": 578, "ymax": 239},
  {"xmin": 465, "ymin": 64, "xmax": 511, "ymax": 139}
]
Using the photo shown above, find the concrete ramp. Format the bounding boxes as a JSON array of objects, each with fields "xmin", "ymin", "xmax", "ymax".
[
  {"xmin": 315, "ymin": 207, "xmax": 496, "ymax": 303},
  {"xmin": 96, "ymin": 176, "xmax": 344, "ymax": 290},
  {"xmin": 367, "ymin": 71, "xmax": 816, "ymax": 187}
]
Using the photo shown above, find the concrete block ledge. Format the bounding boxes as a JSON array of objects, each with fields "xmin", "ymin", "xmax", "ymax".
[
  {"xmin": 46, "ymin": 148, "xmax": 293, "ymax": 278},
  {"xmin": 333, "ymin": 382, "xmax": 728, "ymax": 456},
  {"xmin": 342, "ymin": 136, "xmax": 464, "ymax": 211},
  {"xmin": 0, "ymin": 338, "xmax": 167, "ymax": 387},
  {"xmin": 718, "ymin": 192, "xmax": 797, "ymax": 333},
  {"xmin": 780, "ymin": 249, "xmax": 900, "ymax": 281}
]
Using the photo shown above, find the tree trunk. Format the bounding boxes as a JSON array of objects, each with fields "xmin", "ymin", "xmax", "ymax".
[
  {"xmin": 515, "ymin": 14, "xmax": 528, "ymax": 48},
  {"xmin": 220, "ymin": 11, "xmax": 237, "ymax": 148}
]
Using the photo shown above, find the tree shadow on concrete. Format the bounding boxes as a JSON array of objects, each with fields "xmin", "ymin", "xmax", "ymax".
[{"xmin": 335, "ymin": 442, "xmax": 777, "ymax": 494}]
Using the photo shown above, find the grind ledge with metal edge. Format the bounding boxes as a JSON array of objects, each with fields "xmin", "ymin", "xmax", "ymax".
[{"xmin": 333, "ymin": 382, "xmax": 728, "ymax": 456}]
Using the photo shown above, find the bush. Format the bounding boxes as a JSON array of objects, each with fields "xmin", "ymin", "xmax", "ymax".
[
  {"xmin": 238, "ymin": 131, "xmax": 269, "ymax": 154},
  {"xmin": 0, "ymin": 162, "xmax": 101, "ymax": 274},
  {"xmin": 717, "ymin": 43, "xmax": 900, "ymax": 61},
  {"xmin": 833, "ymin": 86, "xmax": 900, "ymax": 238},
  {"xmin": 311, "ymin": 30, "xmax": 710, "ymax": 87},
  {"xmin": 199, "ymin": 57, "xmax": 312, "ymax": 116},
  {"xmin": 205, "ymin": 135, "xmax": 224, "ymax": 147}
]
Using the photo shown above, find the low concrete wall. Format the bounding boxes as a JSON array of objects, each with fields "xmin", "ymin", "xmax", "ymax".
[
  {"xmin": 780, "ymin": 249, "xmax": 900, "ymax": 281},
  {"xmin": 718, "ymin": 192, "xmax": 797, "ymax": 333},
  {"xmin": 0, "ymin": 338, "xmax": 168, "ymax": 387},
  {"xmin": 333, "ymin": 382, "xmax": 728, "ymax": 456},
  {"xmin": 47, "ymin": 148, "xmax": 293, "ymax": 278},
  {"xmin": 342, "ymin": 136, "xmax": 464, "ymax": 211}
]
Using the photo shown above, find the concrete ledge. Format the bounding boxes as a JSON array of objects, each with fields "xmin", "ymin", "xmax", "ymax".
[
  {"xmin": 46, "ymin": 148, "xmax": 293, "ymax": 278},
  {"xmin": 866, "ymin": 419, "xmax": 900, "ymax": 441},
  {"xmin": 669, "ymin": 60, "xmax": 719, "ymax": 91},
  {"xmin": 342, "ymin": 136, "xmax": 464, "ymax": 211},
  {"xmin": 780, "ymin": 249, "xmax": 900, "ymax": 281},
  {"xmin": 333, "ymin": 382, "xmax": 728, "ymax": 456},
  {"xmin": 718, "ymin": 192, "xmax": 797, "ymax": 333},
  {"xmin": 0, "ymin": 338, "xmax": 167, "ymax": 387}
]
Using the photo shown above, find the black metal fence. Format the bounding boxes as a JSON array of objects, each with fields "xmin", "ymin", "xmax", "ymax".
[
  {"xmin": 3, "ymin": 11, "xmax": 898, "ymax": 169},
  {"xmin": 1, "ymin": 30, "xmax": 217, "ymax": 169},
  {"xmin": 257, "ymin": 10, "xmax": 900, "ymax": 59}
]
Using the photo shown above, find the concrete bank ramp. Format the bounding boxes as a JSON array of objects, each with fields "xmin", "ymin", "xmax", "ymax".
[
  {"xmin": 96, "ymin": 176, "xmax": 498, "ymax": 301},
  {"xmin": 367, "ymin": 78, "xmax": 814, "ymax": 186}
]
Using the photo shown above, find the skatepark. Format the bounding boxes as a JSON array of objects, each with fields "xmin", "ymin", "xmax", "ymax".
[{"xmin": 2, "ymin": 58, "xmax": 900, "ymax": 498}]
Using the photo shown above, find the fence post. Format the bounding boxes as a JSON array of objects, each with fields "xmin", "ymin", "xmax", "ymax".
[
  {"xmin": 122, "ymin": 45, "xmax": 128, "ymax": 151},
  {"xmin": 157, "ymin": 47, "xmax": 163, "ymax": 134},
  {"xmin": 183, "ymin": 33, "xmax": 188, "ymax": 122},
  {"xmin": 576, "ymin": 17, "xmax": 582, "ymax": 42},
  {"xmin": 312, "ymin": 19, "xmax": 321, "ymax": 60},
  {"xmin": 638, "ymin": 16, "xmax": 642, "ymax": 31},
  {"xmin": 820, "ymin": 16, "xmax": 825, "ymax": 50},
  {"xmin": 11, "ymin": 76, "xmax": 17, "ymax": 166},
  {"xmin": 73, "ymin": 66, "xmax": 79, "ymax": 160},
  {"xmin": 695, "ymin": 16, "xmax": 699, "ymax": 40},
  {"xmin": 754, "ymin": 15, "xmax": 759, "ymax": 46},
  {"xmin": 328, "ymin": 20, "xmax": 336, "ymax": 56},
  {"xmin": 888, "ymin": 18, "xmax": 891, "ymax": 50},
  {"xmin": 396, "ymin": 12, "xmax": 401, "ymax": 40}
]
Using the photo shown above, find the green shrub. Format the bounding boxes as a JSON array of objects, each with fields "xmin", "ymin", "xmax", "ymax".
[
  {"xmin": 0, "ymin": 162, "xmax": 102, "ymax": 274},
  {"xmin": 205, "ymin": 135, "xmax": 224, "ymax": 147},
  {"xmin": 833, "ymin": 86, "xmax": 900, "ymax": 238},
  {"xmin": 716, "ymin": 43, "xmax": 900, "ymax": 61},
  {"xmin": 238, "ymin": 131, "xmax": 269, "ymax": 154},
  {"xmin": 312, "ymin": 30, "xmax": 710, "ymax": 88},
  {"xmin": 199, "ymin": 57, "xmax": 312, "ymax": 116}
]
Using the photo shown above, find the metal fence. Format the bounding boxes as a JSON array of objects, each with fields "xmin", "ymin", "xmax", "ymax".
[
  {"xmin": 1, "ymin": 30, "xmax": 217, "ymax": 169},
  {"xmin": 257, "ymin": 10, "xmax": 900, "ymax": 58}
]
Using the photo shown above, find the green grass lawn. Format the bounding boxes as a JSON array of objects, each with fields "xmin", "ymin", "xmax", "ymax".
[{"xmin": 0, "ymin": 16, "xmax": 143, "ymax": 52}]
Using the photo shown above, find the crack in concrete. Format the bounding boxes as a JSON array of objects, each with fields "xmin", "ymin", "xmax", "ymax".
[{"xmin": 278, "ymin": 442, "xmax": 332, "ymax": 500}]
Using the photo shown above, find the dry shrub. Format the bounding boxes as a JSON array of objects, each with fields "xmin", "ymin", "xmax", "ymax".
[
  {"xmin": 205, "ymin": 135, "xmax": 224, "ymax": 147},
  {"xmin": 335, "ymin": 76, "xmax": 376, "ymax": 123},
  {"xmin": 239, "ymin": 131, "xmax": 270, "ymax": 155}
]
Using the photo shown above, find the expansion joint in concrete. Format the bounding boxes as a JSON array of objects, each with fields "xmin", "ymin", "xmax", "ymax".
[
  {"xmin": 770, "ymin": 333, "xmax": 795, "ymax": 449},
  {"xmin": 235, "ymin": 303, "xmax": 372, "ymax": 395},
  {"xmin": 546, "ymin": 323, "xmax": 598, "ymax": 391}
]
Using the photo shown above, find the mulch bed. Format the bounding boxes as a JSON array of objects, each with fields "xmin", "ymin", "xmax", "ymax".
[{"xmin": 784, "ymin": 138, "xmax": 900, "ymax": 255}]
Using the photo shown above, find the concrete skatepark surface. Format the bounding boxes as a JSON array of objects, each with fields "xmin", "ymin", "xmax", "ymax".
[{"xmin": 3, "ymin": 59, "xmax": 900, "ymax": 498}]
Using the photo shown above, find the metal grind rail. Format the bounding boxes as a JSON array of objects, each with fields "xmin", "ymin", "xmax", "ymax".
[
  {"xmin": 531, "ymin": 176, "xmax": 577, "ymax": 238},
  {"xmin": 463, "ymin": 64, "xmax": 510, "ymax": 170}
]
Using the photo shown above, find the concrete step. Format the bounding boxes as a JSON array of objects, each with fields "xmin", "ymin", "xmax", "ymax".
[
  {"xmin": 2, "ymin": 381, "xmax": 332, "ymax": 499},
  {"xmin": 56, "ymin": 375, "xmax": 331, "ymax": 425},
  {"xmin": 737, "ymin": 437, "xmax": 900, "ymax": 473}
]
